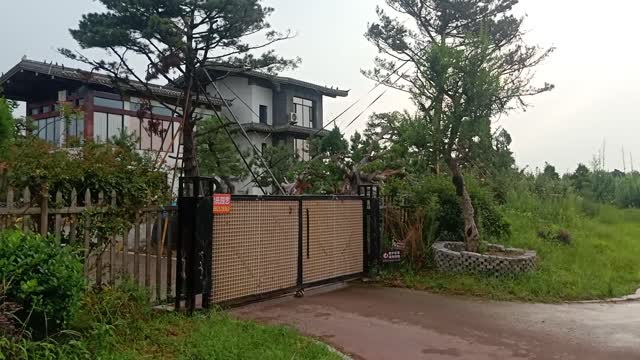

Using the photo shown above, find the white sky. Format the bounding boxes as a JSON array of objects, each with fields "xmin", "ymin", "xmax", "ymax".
[{"xmin": 1, "ymin": 0, "xmax": 638, "ymax": 173}]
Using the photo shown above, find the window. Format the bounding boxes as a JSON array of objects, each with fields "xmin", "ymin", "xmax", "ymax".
[
  {"xmin": 131, "ymin": 102, "xmax": 175, "ymax": 117},
  {"xmin": 259, "ymin": 105, "xmax": 268, "ymax": 124},
  {"xmin": 94, "ymin": 97, "xmax": 124, "ymax": 109},
  {"xmin": 66, "ymin": 117, "xmax": 84, "ymax": 140},
  {"xmin": 293, "ymin": 97, "xmax": 314, "ymax": 128},
  {"xmin": 93, "ymin": 112, "xmax": 124, "ymax": 143},
  {"xmin": 294, "ymin": 138, "xmax": 310, "ymax": 161},
  {"xmin": 152, "ymin": 105, "xmax": 173, "ymax": 117},
  {"xmin": 36, "ymin": 117, "xmax": 62, "ymax": 145},
  {"xmin": 137, "ymin": 118, "xmax": 175, "ymax": 152},
  {"xmin": 261, "ymin": 142, "xmax": 268, "ymax": 155}
]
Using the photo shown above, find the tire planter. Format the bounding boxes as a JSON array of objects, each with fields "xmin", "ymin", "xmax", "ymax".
[{"xmin": 433, "ymin": 242, "xmax": 537, "ymax": 276}]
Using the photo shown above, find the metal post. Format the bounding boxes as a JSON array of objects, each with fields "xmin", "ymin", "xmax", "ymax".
[
  {"xmin": 371, "ymin": 198, "xmax": 381, "ymax": 267},
  {"xmin": 296, "ymin": 199, "xmax": 304, "ymax": 292},
  {"xmin": 175, "ymin": 178, "xmax": 184, "ymax": 311}
]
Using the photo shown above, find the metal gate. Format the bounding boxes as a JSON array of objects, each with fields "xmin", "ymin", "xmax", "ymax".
[
  {"xmin": 211, "ymin": 196, "xmax": 373, "ymax": 305},
  {"xmin": 176, "ymin": 178, "xmax": 381, "ymax": 311}
]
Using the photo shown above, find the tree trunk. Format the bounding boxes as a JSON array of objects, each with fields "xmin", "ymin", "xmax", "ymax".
[
  {"xmin": 182, "ymin": 118, "xmax": 198, "ymax": 177},
  {"xmin": 448, "ymin": 159, "xmax": 480, "ymax": 253}
]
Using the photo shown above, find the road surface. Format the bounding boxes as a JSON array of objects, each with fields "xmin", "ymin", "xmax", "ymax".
[{"xmin": 233, "ymin": 284, "xmax": 640, "ymax": 360}]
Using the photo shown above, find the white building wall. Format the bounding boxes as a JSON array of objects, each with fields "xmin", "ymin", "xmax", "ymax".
[
  {"xmin": 205, "ymin": 75, "xmax": 278, "ymax": 194},
  {"xmin": 234, "ymin": 132, "xmax": 273, "ymax": 195},
  {"xmin": 250, "ymin": 83, "xmax": 273, "ymax": 125},
  {"xmin": 209, "ymin": 76, "xmax": 252, "ymax": 124},
  {"xmin": 209, "ymin": 76, "xmax": 273, "ymax": 125}
]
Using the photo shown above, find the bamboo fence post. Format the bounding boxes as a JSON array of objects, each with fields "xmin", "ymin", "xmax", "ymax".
[{"xmin": 40, "ymin": 185, "xmax": 49, "ymax": 236}]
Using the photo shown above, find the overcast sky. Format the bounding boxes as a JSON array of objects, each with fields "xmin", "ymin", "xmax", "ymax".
[{"xmin": 1, "ymin": 0, "xmax": 638, "ymax": 173}]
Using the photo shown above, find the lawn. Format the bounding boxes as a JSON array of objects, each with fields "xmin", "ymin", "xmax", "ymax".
[
  {"xmin": 87, "ymin": 311, "xmax": 341, "ymax": 360},
  {"xmin": 2, "ymin": 283, "xmax": 341, "ymax": 360},
  {"xmin": 381, "ymin": 196, "xmax": 640, "ymax": 303}
]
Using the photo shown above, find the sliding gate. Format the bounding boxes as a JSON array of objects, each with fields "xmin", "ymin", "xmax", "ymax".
[{"xmin": 211, "ymin": 196, "xmax": 368, "ymax": 305}]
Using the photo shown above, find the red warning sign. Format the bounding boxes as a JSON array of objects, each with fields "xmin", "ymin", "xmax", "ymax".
[{"xmin": 213, "ymin": 194, "xmax": 232, "ymax": 214}]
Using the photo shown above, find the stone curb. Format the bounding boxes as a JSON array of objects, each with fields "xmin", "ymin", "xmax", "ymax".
[
  {"xmin": 570, "ymin": 289, "xmax": 640, "ymax": 304},
  {"xmin": 314, "ymin": 340, "xmax": 353, "ymax": 360}
]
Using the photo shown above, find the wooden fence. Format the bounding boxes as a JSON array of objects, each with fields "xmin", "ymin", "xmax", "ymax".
[{"xmin": 0, "ymin": 186, "xmax": 177, "ymax": 302}]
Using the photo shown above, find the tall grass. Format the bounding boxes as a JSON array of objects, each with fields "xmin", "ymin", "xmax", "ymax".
[{"xmin": 383, "ymin": 189, "xmax": 640, "ymax": 302}]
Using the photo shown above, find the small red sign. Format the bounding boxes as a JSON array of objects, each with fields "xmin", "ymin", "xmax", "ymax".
[{"xmin": 213, "ymin": 194, "xmax": 232, "ymax": 214}]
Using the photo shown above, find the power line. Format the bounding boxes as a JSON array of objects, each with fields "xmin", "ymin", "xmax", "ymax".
[
  {"xmin": 251, "ymin": 66, "xmax": 412, "ymax": 181},
  {"xmin": 204, "ymin": 70, "xmax": 285, "ymax": 194},
  {"xmin": 195, "ymin": 82, "xmax": 267, "ymax": 195},
  {"xmin": 207, "ymin": 60, "xmax": 413, "ymax": 187},
  {"xmin": 325, "ymin": 60, "xmax": 410, "ymax": 132},
  {"xmin": 342, "ymin": 68, "xmax": 410, "ymax": 131}
]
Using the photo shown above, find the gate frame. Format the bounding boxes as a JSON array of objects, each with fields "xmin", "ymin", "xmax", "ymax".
[{"xmin": 176, "ymin": 177, "xmax": 215, "ymax": 313}]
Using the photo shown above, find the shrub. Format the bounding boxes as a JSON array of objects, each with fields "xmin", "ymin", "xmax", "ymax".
[
  {"xmin": 74, "ymin": 278, "xmax": 150, "ymax": 330},
  {"xmin": 590, "ymin": 171, "xmax": 617, "ymax": 204},
  {"xmin": 615, "ymin": 175, "xmax": 640, "ymax": 208},
  {"xmin": 0, "ymin": 230, "xmax": 85, "ymax": 337},
  {"xmin": 387, "ymin": 175, "xmax": 511, "ymax": 247}
]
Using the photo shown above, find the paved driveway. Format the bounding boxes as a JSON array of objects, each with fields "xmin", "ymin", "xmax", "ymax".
[{"xmin": 233, "ymin": 284, "xmax": 640, "ymax": 360}]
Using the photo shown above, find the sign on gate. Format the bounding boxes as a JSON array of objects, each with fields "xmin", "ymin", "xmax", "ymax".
[
  {"xmin": 213, "ymin": 194, "xmax": 232, "ymax": 214},
  {"xmin": 382, "ymin": 250, "xmax": 402, "ymax": 263}
]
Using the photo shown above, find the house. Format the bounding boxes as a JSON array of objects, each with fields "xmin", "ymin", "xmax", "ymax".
[
  {"xmin": 0, "ymin": 58, "xmax": 349, "ymax": 194},
  {"xmin": 205, "ymin": 65, "xmax": 349, "ymax": 193}
]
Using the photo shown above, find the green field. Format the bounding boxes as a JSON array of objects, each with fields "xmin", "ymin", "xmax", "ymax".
[{"xmin": 382, "ymin": 195, "xmax": 640, "ymax": 303}]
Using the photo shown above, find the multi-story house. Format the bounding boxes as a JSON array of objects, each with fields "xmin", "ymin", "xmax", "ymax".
[{"xmin": 0, "ymin": 58, "xmax": 348, "ymax": 194}]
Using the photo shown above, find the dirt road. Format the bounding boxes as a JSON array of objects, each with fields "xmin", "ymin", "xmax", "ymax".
[{"xmin": 233, "ymin": 284, "xmax": 640, "ymax": 360}]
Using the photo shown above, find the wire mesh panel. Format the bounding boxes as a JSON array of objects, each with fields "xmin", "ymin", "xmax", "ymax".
[
  {"xmin": 212, "ymin": 200, "xmax": 299, "ymax": 303},
  {"xmin": 302, "ymin": 199, "xmax": 364, "ymax": 284}
]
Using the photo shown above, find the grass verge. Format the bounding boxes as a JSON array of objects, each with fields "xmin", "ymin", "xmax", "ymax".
[
  {"xmin": 1, "ymin": 282, "xmax": 341, "ymax": 360},
  {"xmin": 380, "ymin": 196, "xmax": 640, "ymax": 303},
  {"xmin": 87, "ymin": 311, "xmax": 341, "ymax": 360}
]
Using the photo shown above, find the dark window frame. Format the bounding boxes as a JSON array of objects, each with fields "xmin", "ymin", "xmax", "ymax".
[
  {"xmin": 137, "ymin": 117, "xmax": 175, "ymax": 153},
  {"xmin": 259, "ymin": 105, "xmax": 268, "ymax": 124},
  {"xmin": 292, "ymin": 97, "xmax": 314, "ymax": 128}
]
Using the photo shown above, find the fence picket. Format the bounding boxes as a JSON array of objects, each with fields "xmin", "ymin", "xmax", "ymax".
[
  {"xmin": 6, "ymin": 187, "xmax": 14, "ymax": 228},
  {"xmin": 166, "ymin": 210, "xmax": 173, "ymax": 299},
  {"xmin": 110, "ymin": 191, "xmax": 117, "ymax": 285},
  {"xmin": 22, "ymin": 187, "xmax": 31, "ymax": 233},
  {"xmin": 84, "ymin": 189, "xmax": 92, "ymax": 278},
  {"xmin": 122, "ymin": 226, "xmax": 129, "ymax": 281},
  {"xmin": 69, "ymin": 188, "xmax": 78, "ymax": 244},
  {"xmin": 40, "ymin": 185, "xmax": 49, "ymax": 236},
  {"xmin": 54, "ymin": 191, "xmax": 63, "ymax": 239},
  {"xmin": 145, "ymin": 212, "xmax": 152, "ymax": 288},
  {"xmin": 134, "ymin": 214, "xmax": 141, "ymax": 285},
  {"xmin": 96, "ymin": 192, "xmax": 104, "ymax": 286},
  {"xmin": 156, "ymin": 211, "xmax": 162, "ymax": 301}
]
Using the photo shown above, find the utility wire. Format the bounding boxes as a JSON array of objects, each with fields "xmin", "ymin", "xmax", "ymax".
[
  {"xmin": 342, "ymin": 68, "xmax": 411, "ymax": 131},
  {"xmin": 204, "ymin": 70, "xmax": 285, "ymax": 194},
  {"xmin": 323, "ymin": 60, "xmax": 410, "ymax": 133},
  {"xmin": 251, "ymin": 64, "xmax": 413, "ymax": 180},
  {"xmin": 195, "ymin": 81, "xmax": 267, "ymax": 195},
  {"xmin": 205, "ymin": 60, "xmax": 412, "ymax": 187}
]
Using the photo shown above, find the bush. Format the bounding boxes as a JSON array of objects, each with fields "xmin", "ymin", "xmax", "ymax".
[
  {"xmin": 387, "ymin": 175, "xmax": 511, "ymax": 246},
  {"xmin": 74, "ymin": 279, "xmax": 150, "ymax": 330},
  {"xmin": 615, "ymin": 175, "xmax": 640, "ymax": 208},
  {"xmin": 0, "ymin": 230, "xmax": 84, "ymax": 337}
]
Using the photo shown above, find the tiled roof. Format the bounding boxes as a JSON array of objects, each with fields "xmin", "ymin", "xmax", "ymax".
[{"xmin": 0, "ymin": 59, "xmax": 226, "ymax": 106}]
